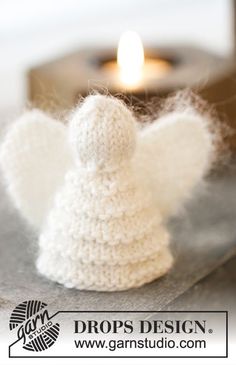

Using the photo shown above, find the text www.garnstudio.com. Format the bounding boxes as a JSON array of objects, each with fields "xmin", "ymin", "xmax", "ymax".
[{"xmin": 74, "ymin": 337, "xmax": 206, "ymax": 351}]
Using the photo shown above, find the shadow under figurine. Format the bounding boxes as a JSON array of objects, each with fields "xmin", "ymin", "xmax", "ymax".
[{"xmin": 0, "ymin": 94, "xmax": 214, "ymax": 291}]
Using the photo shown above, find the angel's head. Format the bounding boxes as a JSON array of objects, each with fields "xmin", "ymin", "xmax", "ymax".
[{"xmin": 69, "ymin": 95, "xmax": 136, "ymax": 170}]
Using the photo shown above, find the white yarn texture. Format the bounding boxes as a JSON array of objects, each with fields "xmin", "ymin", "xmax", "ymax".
[{"xmin": 0, "ymin": 95, "xmax": 213, "ymax": 291}]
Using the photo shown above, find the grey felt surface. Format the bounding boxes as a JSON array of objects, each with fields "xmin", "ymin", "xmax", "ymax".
[
  {"xmin": 0, "ymin": 168, "xmax": 236, "ymax": 315},
  {"xmin": 166, "ymin": 254, "xmax": 236, "ymax": 311}
]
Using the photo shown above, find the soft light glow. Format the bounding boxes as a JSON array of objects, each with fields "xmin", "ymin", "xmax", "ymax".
[{"xmin": 117, "ymin": 31, "xmax": 144, "ymax": 88}]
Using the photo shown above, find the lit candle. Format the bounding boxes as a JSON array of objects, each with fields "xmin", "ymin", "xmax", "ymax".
[
  {"xmin": 116, "ymin": 31, "xmax": 171, "ymax": 90},
  {"xmin": 117, "ymin": 31, "xmax": 144, "ymax": 88}
]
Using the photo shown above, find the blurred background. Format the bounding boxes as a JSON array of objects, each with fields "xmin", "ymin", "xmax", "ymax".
[
  {"xmin": 0, "ymin": 0, "xmax": 234, "ymax": 114},
  {"xmin": 1, "ymin": 0, "xmax": 236, "ymax": 154}
]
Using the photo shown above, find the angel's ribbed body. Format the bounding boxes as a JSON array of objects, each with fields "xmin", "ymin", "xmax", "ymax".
[{"xmin": 37, "ymin": 164, "xmax": 172, "ymax": 291}]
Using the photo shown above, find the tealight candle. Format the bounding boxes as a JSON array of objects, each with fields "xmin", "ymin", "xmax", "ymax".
[
  {"xmin": 29, "ymin": 30, "xmax": 222, "ymax": 113},
  {"xmin": 102, "ymin": 31, "xmax": 172, "ymax": 91}
]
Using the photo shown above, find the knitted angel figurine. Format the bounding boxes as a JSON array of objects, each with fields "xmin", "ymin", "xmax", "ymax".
[{"xmin": 0, "ymin": 95, "xmax": 213, "ymax": 291}]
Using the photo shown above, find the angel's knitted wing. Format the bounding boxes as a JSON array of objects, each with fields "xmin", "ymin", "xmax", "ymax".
[
  {"xmin": 134, "ymin": 111, "xmax": 213, "ymax": 219},
  {"xmin": 0, "ymin": 110, "xmax": 73, "ymax": 229}
]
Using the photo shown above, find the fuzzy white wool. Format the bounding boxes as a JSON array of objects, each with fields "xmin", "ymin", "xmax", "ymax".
[
  {"xmin": 0, "ymin": 110, "xmax": 73, "ymax": 227},
  {"xmin": 135, "ymin": 111, "xmax": 213, "ymax": 218},
  {"xmin": 0, "ymin": 95, "xmax": 214, "ymax": 291}
]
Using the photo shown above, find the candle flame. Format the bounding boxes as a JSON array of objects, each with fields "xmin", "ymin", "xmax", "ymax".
[{"xmin": 117, "ymin": 31, "xmax": 144, "ymax": 88}]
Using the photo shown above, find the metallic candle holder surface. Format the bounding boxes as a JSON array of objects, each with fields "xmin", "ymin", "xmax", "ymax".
[{"xmin": 28, "ymin": 46, "xmax": 223, "ymax": 113}]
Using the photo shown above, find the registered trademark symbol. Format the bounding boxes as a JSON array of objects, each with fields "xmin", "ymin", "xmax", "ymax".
[{"xmin": 208, "ymin": 329, "xmax": 213, "ymax": 334}]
